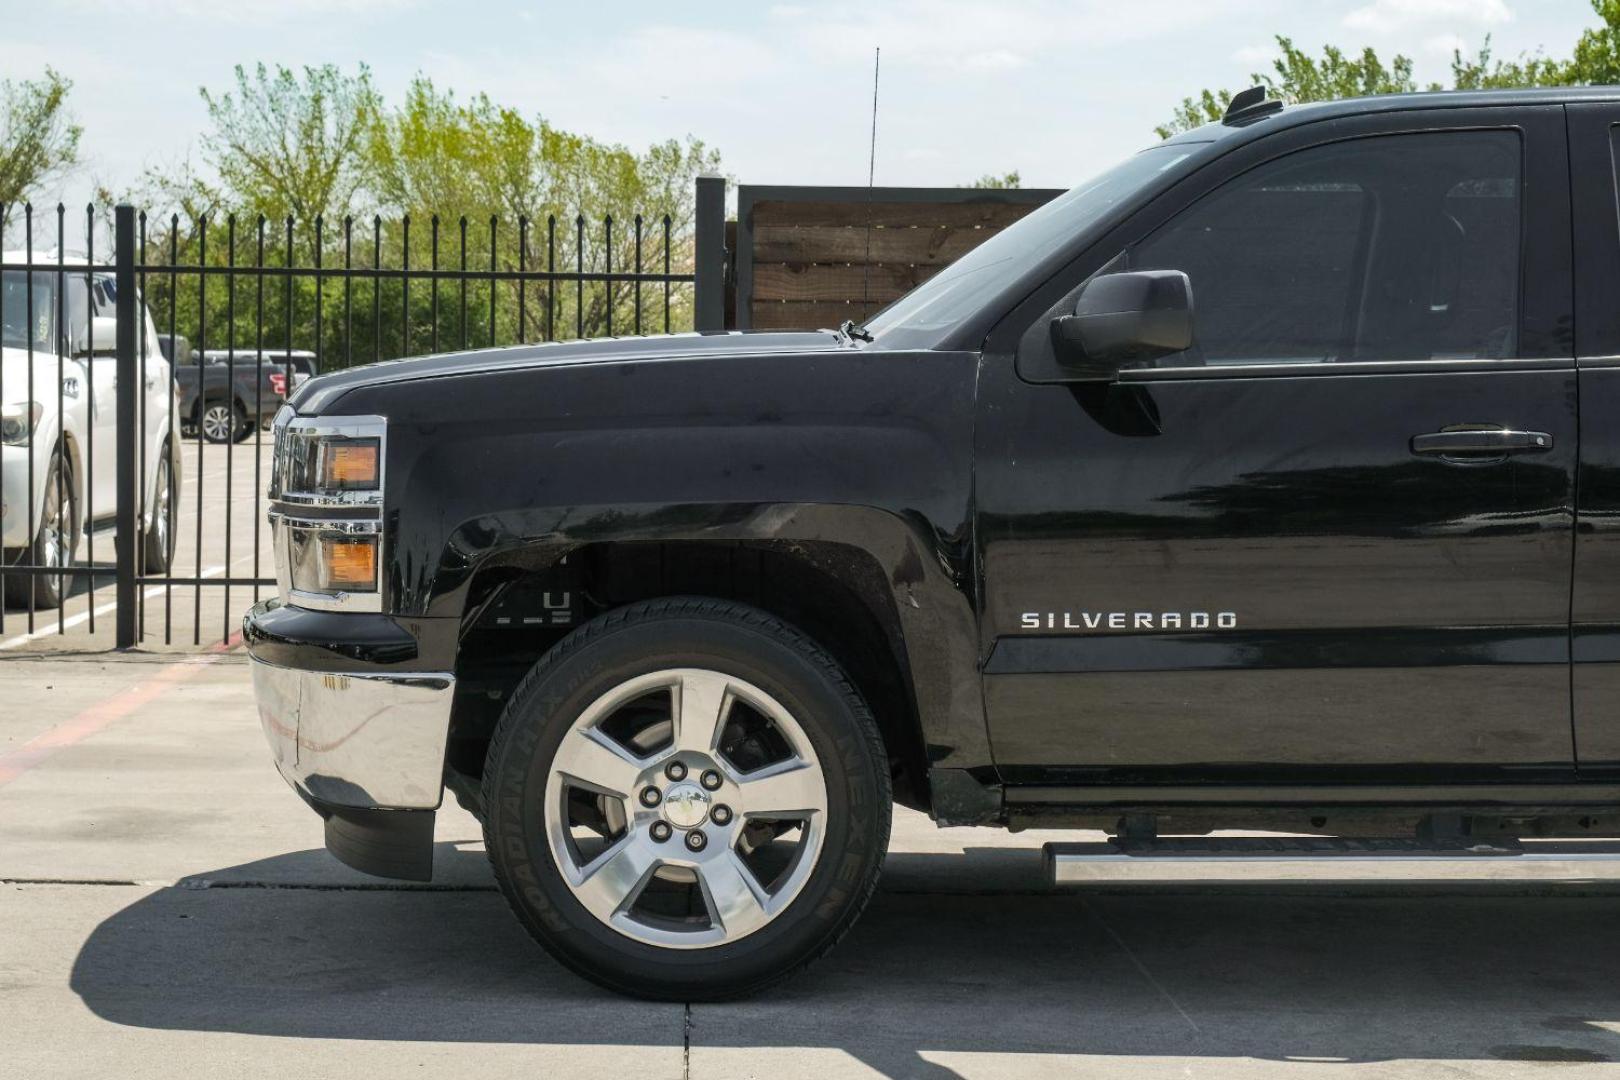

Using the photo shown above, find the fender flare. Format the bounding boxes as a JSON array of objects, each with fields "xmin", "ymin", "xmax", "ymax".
[{"xmin": 422, "ymin": 499, "xmax": 991, "ymax": 773}]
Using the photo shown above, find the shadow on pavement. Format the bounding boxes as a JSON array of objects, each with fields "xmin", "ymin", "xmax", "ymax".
[{"xmin": 70, "ymin": 843, "xmax": 1620, "ymax": 1078}]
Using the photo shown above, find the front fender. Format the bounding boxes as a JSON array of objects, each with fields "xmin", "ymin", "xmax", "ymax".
[{"xmin": 331, "ymin": 346, "xmax": 989, "ymax": 769}]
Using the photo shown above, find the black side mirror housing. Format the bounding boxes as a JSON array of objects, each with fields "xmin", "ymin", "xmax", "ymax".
[{"xmin": 1050, "ymin": 269, "xmax": 1194, "ymax": 380}]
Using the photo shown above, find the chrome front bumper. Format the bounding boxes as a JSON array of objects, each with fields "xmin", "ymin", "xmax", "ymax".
[{"xmin": 251, "ymin": 657, "xmax": 456, "ymax": 811}]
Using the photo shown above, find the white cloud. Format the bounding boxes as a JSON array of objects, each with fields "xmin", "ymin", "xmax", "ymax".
[
  {"xmin": 57, "ymin": 0, "xmax": 419, "ymax": 24},
  {"xmin": 962, "ymin": 49, "xmax": 1028, "ymax": 71},
  {"xmin": 1231, "ymin": 43, "xmax": 1277, "ymax": 65},
  {"xmin": 1422, "ymin": 32, "xmax": 1470, "ymax": 55},
  {"xmin": 1344, "ymin": 0, "xmax": 1513, "ymax": 34},
  {"xmin": 769, "ymin": 0, "xmax": 1252, "ymax": 72}
]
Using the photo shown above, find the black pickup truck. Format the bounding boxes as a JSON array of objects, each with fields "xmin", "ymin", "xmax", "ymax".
[{"xmin": 245, "ymin": 86, "xmax": 1620, "ymax": 999}]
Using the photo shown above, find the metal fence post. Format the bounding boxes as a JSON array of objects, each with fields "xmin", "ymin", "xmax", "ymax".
[
  {"xmin": 114, "ymin": 205, "xmax": 138, "ymax": 648},
  {"xmin": 693, "ymin": 176, "xmax": 726, "ymax": 332}
]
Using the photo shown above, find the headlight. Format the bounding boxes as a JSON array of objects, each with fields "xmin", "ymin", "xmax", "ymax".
[
  {"xmin": 316, "ymin": 437, "xmax": 381, "ymax": 491},
  {"xmin": 273, "ymin": 415, "xmax": 385, "ymax": 505},
  {"xmin": 286, "ymin": 522, "xmax": 380, "ymax": 594},
  {"xmin": 270, "ymin": 413, "xmax": 387, "ymax": 610},
  {"xmin": 1, "ymin": 402, "xmax": 42, "ymax": 446}
]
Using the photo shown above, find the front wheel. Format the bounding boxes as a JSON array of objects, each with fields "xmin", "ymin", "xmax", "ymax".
[
  {"xmin": 481, "ymin": 597, "xmax": 891, "ymax": 1000},
  {"xmin": 3, "ymin": 447, "xmax": 79, "ymax": 609},
  {"xmin": 143, "ymin": 444, "xmax": 178, "ymax": 573}
]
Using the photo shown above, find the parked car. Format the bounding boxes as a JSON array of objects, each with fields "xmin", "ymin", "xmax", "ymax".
[
  {"xmin": 1, "ymin": 255, "xmax": 181, "ymax": 607},
  {"xmin": 177, "ymin": 348, "xmax": 292, "ymax": 443},
  {"xmin": 274, "ymin": 350, "xmax": 319, "ymax": 390},
  {"xmin": 156, "ymin": 333, "xmax": 191, "ymax": 367},
  {"xmin": 248, "ymin": 86, "xmax": 1620, "ymax": 999}
]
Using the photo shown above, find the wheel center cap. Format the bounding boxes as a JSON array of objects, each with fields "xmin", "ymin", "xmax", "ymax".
[{"xmin": 662, "ymin": 783, "xmax": 711, "ymax": 829}]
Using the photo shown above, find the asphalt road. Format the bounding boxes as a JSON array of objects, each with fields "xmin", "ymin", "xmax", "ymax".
[{"xmin": 7, "ymin": 650, "xmax": 1620, "ymax": 1078}]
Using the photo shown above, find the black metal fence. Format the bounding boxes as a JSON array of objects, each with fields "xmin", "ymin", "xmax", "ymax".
[{"xmin": 0, "ymin": 176, "xmax": 726, "ymax": 649}]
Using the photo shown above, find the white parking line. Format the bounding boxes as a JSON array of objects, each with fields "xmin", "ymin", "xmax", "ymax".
[{"xmin": 0, "ymin": 563, "xmax": 229, "ymax": 651}]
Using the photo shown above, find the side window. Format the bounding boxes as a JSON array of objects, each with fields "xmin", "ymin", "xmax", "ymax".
[{"xmin": 1128, "ymin": 130, "xmax": 1522, "ymax": 366}]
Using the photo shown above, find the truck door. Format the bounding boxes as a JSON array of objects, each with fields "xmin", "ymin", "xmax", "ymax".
[
  {"xmin": 1567, "ymin": 103, "xmax": 1620, "ymax": 773},
  {"xmin": 976, "ymin": 106, "xmax": 1577, "ymax": 784}
]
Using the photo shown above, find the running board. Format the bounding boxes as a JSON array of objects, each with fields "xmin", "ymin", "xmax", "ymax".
[{"xmin": 1044, "ymin": 837, "xmax": 1620, "ymax": 884}]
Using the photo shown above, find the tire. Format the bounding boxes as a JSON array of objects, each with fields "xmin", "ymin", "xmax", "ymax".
[
  {"xmin": 481, "ymin": 597, "xmax": 891, "ymax": 1000},
  {"xmin": 3, "ymin": 447, "xmax": 79, "ymax": 610},
  {"xmin": 197, "ymin": 400, "xmax": 246, "ymax": 444},
  {"xmin": 142, "ymin": 443, "xmax": 178, "ymax": 573}
]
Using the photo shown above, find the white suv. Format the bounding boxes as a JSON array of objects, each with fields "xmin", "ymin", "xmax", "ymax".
[{"xmin": 1, "ymin": 254, "xmax": 181, "ymax": 607}]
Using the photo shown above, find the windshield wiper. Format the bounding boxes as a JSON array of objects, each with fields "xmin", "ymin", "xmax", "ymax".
[{"xmin": 838, "ymin": 319, "xmax": 873, "ymax": 343}]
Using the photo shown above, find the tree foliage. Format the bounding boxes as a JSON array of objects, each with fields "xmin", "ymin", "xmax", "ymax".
[
  {"xmin": 0, "ymin": 68, "xmax": 82, "ymax": 229},
  {"xmin": 964, "ymin": 171, "xmax": 1021, "ymax": 189},
  {"xmin": 1158, "ymin": 0, "xmax": 1620, "ymax": 136},
  {"xmin": 109, "ymin": 66, "xmax": 723, "ymax": 362},
  {"xmin": 198, "ymin": 64, "xmax": 380, "ymax": 223},
  {"xmin": 1158, "ymin": 37, "xmax": 1420, "ymax": 137}
]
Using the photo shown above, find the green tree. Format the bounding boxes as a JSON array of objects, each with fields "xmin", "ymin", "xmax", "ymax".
[
  {"xmin": 1160, "ymin": 0, "xmax": 1620, "ymax": 136},
  {"xmin": 1157, "ymin": 37, "xmax": 1420, "ymax": 137},
  {"xmin": 1570, "ymin": 0, "xmax": 1620, "ymax": 82},
  {"xmin": 964, "ymin": 171, "xmax": 1021, "ymax": 189},
  {"xmin": 366, "ymin": 76, "xmax": 720, "ymax": 341},
  {"xmin": 198, "ymin": 63, "xmax": 380, "ymax": 223},
  {"xmin": 0, "ymin": 69, "xmax": 81, "ymax": 232},
  {"xmin": 123, "ymin": 69, "xmax": 723, "ymax": 367},
  {"xmin": 1449, "ymin": 37, "xmax": 1569, "ymax": 89}
]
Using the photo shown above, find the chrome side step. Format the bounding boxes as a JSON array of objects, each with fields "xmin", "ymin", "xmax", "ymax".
[{"xmin": 1044, "ymin": 837, "xmax": 1620, "ymax": 884}]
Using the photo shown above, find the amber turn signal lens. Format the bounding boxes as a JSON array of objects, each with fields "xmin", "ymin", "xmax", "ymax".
[
  {"xmin": 320, "ymin": 537, "xmax": 377, "ymax": 591},
  {"xmin": 319, "ymin": 439, "xmax": 380, "ymax": 490}
]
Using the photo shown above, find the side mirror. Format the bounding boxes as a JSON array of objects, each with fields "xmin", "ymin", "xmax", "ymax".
[
  {"xmin": 74, "ymin": 316, "xmax": 119, "ymax": 358},
  {"xmin": 1050, "ymin": 270, "xmax": 1194, "ymax": 380}
]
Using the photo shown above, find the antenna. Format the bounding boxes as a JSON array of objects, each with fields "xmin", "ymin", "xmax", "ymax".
[{"xmin": 861, "ymin": 47, "xmax": 880, "ymax": 320}]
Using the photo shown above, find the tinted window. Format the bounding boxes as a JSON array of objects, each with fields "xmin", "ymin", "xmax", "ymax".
[
  {"xmin": 0, "ymin": 271, "xmax": 58, "ymax": 352},
  {"xmin": 1127, "ymin": 130, "xmax": 1521, "ymax": 366}
]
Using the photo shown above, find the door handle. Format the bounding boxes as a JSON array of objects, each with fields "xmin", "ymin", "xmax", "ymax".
[{"xmin": 1410, "ymin": 428, "xmax": 1553, "ymax": 458}]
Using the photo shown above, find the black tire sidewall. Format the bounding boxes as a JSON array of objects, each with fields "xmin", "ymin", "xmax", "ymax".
[
  {"xmin": 29, "ymin": 449, "xmax": 74, "ymax": 609},
  {"xmin": 484, "ymin": 602, "xmax": 890, "ymax": 998},
  {"xmin": 143, "ymin": 448, "xmax": 177, "ymax": 572}
]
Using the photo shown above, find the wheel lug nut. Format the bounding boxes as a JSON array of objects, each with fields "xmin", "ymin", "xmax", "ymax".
[
  {"xmin": 700, "ymin": 770, "xmax": 722, "ymax": 791},
  {"xmin": 639, "ymin": 787, "xmax": 662, "ymax": 808},
  {"xmin": 685, "ymin": 829, "xmax": 708, "ymax": 851},
  {"xmin": 664, "ymin": 760, "xmax": 687, "ymax": 781},
  {"xmin": 649, "ymin": 821, "xmax": 672, "ymax": 843},
  {"xmin": 710, "ymin": 804, "xmax": 732, "ymax": 826}
]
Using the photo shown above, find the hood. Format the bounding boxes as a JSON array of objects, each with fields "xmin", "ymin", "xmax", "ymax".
[
  {"xmin": 291, "ymin": 330, "xmax": 846, "ymax": 415},
  {"xmin": 1, "ymin": 346, "xmax": 76, "ymax": 408}
]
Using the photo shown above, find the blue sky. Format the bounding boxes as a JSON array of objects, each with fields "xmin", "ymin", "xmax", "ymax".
[{"xmin": 0, "ymin": 0, "xmax": 1603, "ymax": 208}]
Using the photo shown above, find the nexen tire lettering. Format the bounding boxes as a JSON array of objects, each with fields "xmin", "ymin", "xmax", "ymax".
[{"xmin": 1018, "ymin": 612, "xmax": 1238, "ymax": 631}]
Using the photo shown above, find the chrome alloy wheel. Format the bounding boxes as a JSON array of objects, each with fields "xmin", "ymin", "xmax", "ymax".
[
  {"xmin": 543, "ymin": 668, "xmax": 829, "ymax": 949},
  {"xmin": 38, "ymin": 467, "xmax": 66, "ymax": 570},
  {"xmin": 153, "ymin": 455, "xmax": 173, "ymax": 561},
  {"xmin": 201, "ymin": 403, "xmax": 235, "ymax": 442}
]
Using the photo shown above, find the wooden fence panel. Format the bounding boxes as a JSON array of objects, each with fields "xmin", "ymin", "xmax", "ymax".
[{"xmin": 735, "ymin": 185, "xmax": 1063, "ymax": 331}]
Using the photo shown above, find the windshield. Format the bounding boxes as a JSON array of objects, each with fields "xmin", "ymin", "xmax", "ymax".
[
  {"xmin": 0, "ymin": 271, "xmax": 58, "ymax": 353},
  {"xmin": 863, "ymin": 143, "xmax": 1201, "ymax": 349}
]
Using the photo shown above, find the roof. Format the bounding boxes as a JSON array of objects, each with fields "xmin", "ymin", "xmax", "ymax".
[
  {"xmin": 1, "ymin": 250, "xmax": 97, "ymax": 269},
  {"xmin": 1161, "ymin": 85, "xmax": 1620, "ymax": 148}
]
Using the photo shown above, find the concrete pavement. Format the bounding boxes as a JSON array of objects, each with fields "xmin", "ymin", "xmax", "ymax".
[{"xmin": 6, "ymin": 650, "xmax": 1620, "ymax": 1077}]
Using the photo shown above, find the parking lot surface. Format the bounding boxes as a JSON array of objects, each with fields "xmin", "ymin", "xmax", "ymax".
[
  {"xmin": 1, "ymin": 437, "xmax": 275, "ymax": 654},
  {"xmin": 7, "ymin": 650, "xmax": 1620, "ymax": 1078}
]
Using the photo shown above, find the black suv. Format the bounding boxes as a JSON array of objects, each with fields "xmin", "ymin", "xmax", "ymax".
[{"xmin": 246, "ymin": 87, "xmax": 1620, "ymax": 999}]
